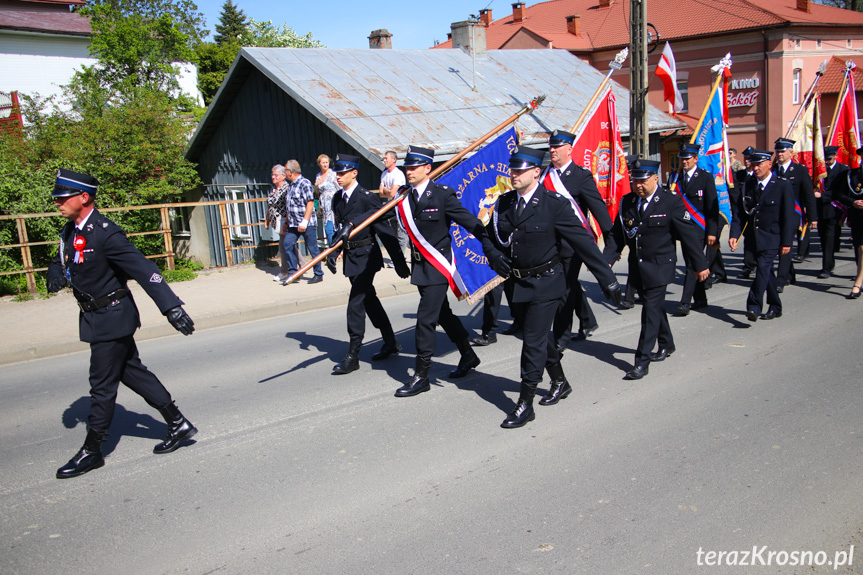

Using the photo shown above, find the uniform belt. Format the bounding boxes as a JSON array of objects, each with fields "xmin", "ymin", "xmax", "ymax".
[
  {"xmin": 512, "ymin": 256, "xmax": 560, "ymax": 279},
  {"xmin": 75, "ymin": 288, "xmax": 129, "ymax": 313},
  {"xmin": 345, "ymin": 237, "xmax": 373, "ymax": 250}
]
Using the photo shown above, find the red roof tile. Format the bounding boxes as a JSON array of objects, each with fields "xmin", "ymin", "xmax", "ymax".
[
  {"xmin": 0, "ymin": 7, "xmax": 91, "ymax": 35},
  {"xmin": 433, "ymin": 0, "xmax": 863, "ymax": 51},
  {"xmin": 817, "ymin": 55, "xmax": 863, "ymax": 94}
]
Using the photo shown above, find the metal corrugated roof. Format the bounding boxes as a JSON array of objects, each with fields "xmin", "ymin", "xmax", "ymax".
[{"xmin": 186, "ymin": 47, "xmax": 683, "ymax": 168}]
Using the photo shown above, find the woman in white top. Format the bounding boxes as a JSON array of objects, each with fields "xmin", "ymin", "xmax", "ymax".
[{"xmin": 315, "ymin": 154, "xmax": 339, "ymax": 245}]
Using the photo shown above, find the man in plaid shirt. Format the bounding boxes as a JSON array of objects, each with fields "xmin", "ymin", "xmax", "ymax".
[{"xmin": 281, "ymin": 160, "xmax": 324, "ymax": 284}]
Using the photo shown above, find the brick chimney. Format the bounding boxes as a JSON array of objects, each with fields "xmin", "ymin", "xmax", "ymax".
[
  {"xmin": 480, "ymin": 8, "xmax": 492, "ymax": 27},
  {"xmin": 512, "ymin": 2, "xmax": 525, "ymax": 23},
  {"xmin": 368, "ymin": 29, "xmax": 393, "ymax": 49},
  {"xmin": 451, "ymin": 20, "xmax": 487, "ymax": 54},
  {"xmin": 566, "ymin": 15, "xmax": 581, "ymax": 36},
  {"xmin": 598, "ymin": 0, "xmax": 613, "ymax": 8},
  {"xmin": 796, "ymin": 0, "xmax": 810, "ymax": 12}
]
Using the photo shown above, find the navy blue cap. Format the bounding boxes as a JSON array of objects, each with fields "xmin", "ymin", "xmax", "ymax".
[
  {"xmin": 749, "ymin": 149, "xmax": 773, "ymax": 163},
  {"xmin": 742, "ymin": 146, "xmax": 755, "ymax": 158},
  {"xmin": 774, "ymin": 138, "xmax": 795, "ymax": 151},
  {"xmin": 333, "ymin": 153, "xmax": 360, "ymax": 172},
  {"xmin": 629, "ymin": 158, "xmax": 660, "ymax": 179},
  {"xmin": 824, "ymin": 146, "xmax": 839, "ymax": 158},
  {"xmin": 508, "ymin": 145, "xmax": 545, "ymax": 169},
  {"xmin": 678, "ymin": 143, "xmax": 701, "ymax": 159},
  {"xmin": 548, "ymin": 129, "xmax": 576, "ymax": 147},
  {"xmin": 52, "ymin": 168, "xmax": 98, "ymax": 198},
  {"xmin": 403, "ymin": 145, "xmax": 434, "ymax": 167}
]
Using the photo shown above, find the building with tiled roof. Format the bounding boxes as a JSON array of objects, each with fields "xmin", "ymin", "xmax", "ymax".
[{"xmin": 435, "ymin": 0, "xmax": 863, "ymax": 173}]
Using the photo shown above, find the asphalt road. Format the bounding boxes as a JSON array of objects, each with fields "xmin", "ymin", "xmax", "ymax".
[{"xmin": 2, "ymin": 254, "xmax": 863, "ymax": 575}]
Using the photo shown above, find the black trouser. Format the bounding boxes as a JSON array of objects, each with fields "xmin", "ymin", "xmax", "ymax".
[
  {"xmin": 777, "ymin": 250, "xmax": 796, "ymax": 287},
  {"xmin": 708, "ymin": 244, "xmax": 726, "ymax": 281},
  {"xmin": 553, "ymin": 255, "xmax": 596, "ymax": 348},
  {"xmin": 634, "ymin": 284, "xmax": 673, "ymax": 369},
  {"xmin": 514, "ymin": 298, "xmax": 562, "ymax": 386},
  {"xmin": 797, "ymin": 225, "xmax": 811, "ymax": 259},
  {"xmin": 819, "ymin": 217, "xmax": 838, "ymax": 272},
  {"xmin": 681, "ymin": 243, "xmax": 708, "ymax": 305},
  {"xmin": 742, "ymin": 229, "xmax": 757, "ymax": 272},
  {"xmin": 479, "ymin": 278, "xmax": 517, "ymax": 335},
  {"xmin": 747, "ymin": 248, "xmax": 781, "ymax": 315},
  {"xmin": 347, "ymin": 270, "xmax": 392, "ymax": 345},
  {"xmin": 415, "ymin": 284, "xmax": 469, "ymax": 360},
  {"xmin": 88, "ymin": 336, "xmax": 173, "ymax": 431}
]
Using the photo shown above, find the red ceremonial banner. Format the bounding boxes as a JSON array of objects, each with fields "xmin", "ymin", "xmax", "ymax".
[
  {"xmin": 828, "ymin": 68, "xmax": 861, "ymax": 169},
  {"xmin": 570, "ymin": 88, "xmax": 630, "ymax": 224}
]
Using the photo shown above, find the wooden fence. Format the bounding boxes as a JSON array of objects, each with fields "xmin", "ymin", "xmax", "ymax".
[{"xmin": 0, "ymin": 197, "xmax": 276, "ymax": 294}]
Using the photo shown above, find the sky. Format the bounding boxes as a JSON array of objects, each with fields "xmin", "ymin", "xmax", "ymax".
[{"xmin": 193, "ymin": 0, "xmax": 498, "ymax": 49}]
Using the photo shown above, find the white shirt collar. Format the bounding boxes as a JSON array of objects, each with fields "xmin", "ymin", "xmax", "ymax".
[
  {"xmin": 342, "ymin": 181, "xmax": 358, "ymax": 199},
  {"xmin": 75, "ymin": 209, "xmax": 95, "ymax": 231},
  {"xmin": 413, "ymin": 178, "xmax": 430, "ymax": 196},
  {"xmin": 517, "ymin": 183, "xmax": 540, "ymax": 206},
  {"xmin": 553, "ymin": 160, "xmax": 572, "ymax": 174},
  {"xmin": 758, "ymin": 172, "xmax": 773, "ymax": 187},
  {"xmin": 685, "ymin": 166, "xmax": 697, "ymax": 179},
  {"xmin": 640, "ymin": 189, "xmax": 658, "ymax": 209},
  {"xmin": 780, "ymin": 159, "xmax": 792, "ymax": 171}
]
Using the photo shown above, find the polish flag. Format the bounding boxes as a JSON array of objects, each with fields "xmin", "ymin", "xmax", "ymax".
[{"xmin": 655, "ymin": 42, "xmax": 684, "ymax": 114}]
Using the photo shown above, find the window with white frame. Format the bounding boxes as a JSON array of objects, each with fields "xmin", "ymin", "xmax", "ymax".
[
  {"xmin": 169, "ymin": 205, "xmax": 191, "ymax": 237},
  {"xmin": 677, "ymin": 71, "xmax": 689, "ymax": 113},
  {"xmin": 792, "ymin": 69, "xmax": 802, "ymax": 105},
  {"xmin": 225, "ymin": 186, "xmax": 252, "ymax": 239}
]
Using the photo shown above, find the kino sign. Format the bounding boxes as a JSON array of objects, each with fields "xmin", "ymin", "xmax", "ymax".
[{"xmin": 728, "ymin": 76, "xmax": 759, "ymax": 108}]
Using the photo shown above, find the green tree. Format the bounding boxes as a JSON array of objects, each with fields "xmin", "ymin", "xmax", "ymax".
[
  {"xmin": 195, "ymin": 40, "xmax": 241, "ymax": 105},
  {"xmin": 241, "ymin": 18, "xmax": 324, "ymax": 48},
  {"xmin": 213, "ymin": 0, "xmax": 248, "ymax": 45}
]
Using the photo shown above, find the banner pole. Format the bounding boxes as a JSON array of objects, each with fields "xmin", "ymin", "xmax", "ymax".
[
  {"xmin": 826, "ymin": 65, "xmax": 852, "ymax": 144},
  {"xmin": 282, "ymin": 95, "xmax": 547, "ymax": 286},
  {"xmin": 786, "ymin": 60, "xmax": 829, "ymax": 138},
  {"xmin": 570, "ymin": 48, "xmax": 629, "ymax": 135}
]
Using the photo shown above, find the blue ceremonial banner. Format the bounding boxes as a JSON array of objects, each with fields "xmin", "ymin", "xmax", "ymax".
[
  {"xmin": 440, "ymin": 127, "xmax": 518, "ymax": 305},
  {"xmin": 695, "ymin": 87, "xmax": 733, "ymax": 225}
]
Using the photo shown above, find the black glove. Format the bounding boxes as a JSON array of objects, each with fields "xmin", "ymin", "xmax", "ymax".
[
  {"xmin": 603, "ymin": 281, "xmax": 623, "ymax": 307},
  {"xmin": 47, "ymin": 275, "xmax": 68, "ymax": 293},
  {"xmin": 330, "ymin": 223, "xmax": 353, "ymax": 248},
  {"xmin": 395, "ymin": 259, "xmax": 410, "ymax": 279},
  {"xmin": 491, "ymin": 255, "xmax": 512, "ymax": 278},
  {"xmin": 326, "ymin": 255, "xmax": 338, "ymax": 275},
  {"xmin": 166, "ymin": 306, "xmax": 195, "ymax": 336}
]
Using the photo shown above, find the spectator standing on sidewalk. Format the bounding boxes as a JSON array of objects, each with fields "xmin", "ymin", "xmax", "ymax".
[
  {"xmin": 315, "ymin": 154, "xmax": 339, "ymax": 246},
  {"xmin": 379, "ymin": 150, "xmax": 409, "ymax": 255},
  {"xmin": 266, "ymin": 164, "xmax": 290, "ymax": 282},
  {"xmin": 282, "ymin": 160, "xmax": 324, "ymax": 284}
]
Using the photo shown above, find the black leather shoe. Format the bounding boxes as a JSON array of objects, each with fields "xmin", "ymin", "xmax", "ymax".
[
  {"xmin": 308, "ymin": 275, "xmax": 323, "ymax": 284},
  {"xmin": 703, "ymin": 276, "xmax": 715, "ymax": 290},
  {"xmin": 154, "ymin": 403, "xmax": 197, "ymax": 454},
  {"xmin": 501, "ymin": 323, "xmax": 522, "ymax": 335},
  {"xmin": 675, "ymin": 304, "xmax": 691, "ymax": 316},
  {"xmin": 818, "ymin": 271, "xmax": 831, "ymax": 279},
  {"xmin": 500, "ymin": 399, "xmax": 535, "ymax": 428},
  {"xmin": 333, "ymin": 354, "xmax": 360, "ymax": 374},
  {"xmin": 623, "ymin": 365, "xmax": 649, "ymax": 380},
  {"xmin": 470, "ymin": 333, "xmax": 497, "ymax": 346},
  {"xmin": 56, "ymin": 429, "xmax": 106, "ymax": 479},
  {"xmin": 746, "ymin": 310, "xmax": 759, "ymax": 322},
  {"xmin": 649, "ymin": 347, "xmax": 675, "ymax": 362},
  {"xmin": 618, "ymin": 300, "xmax": 635, "ymax": 310},
  {"xmin": 760, "ymin": 309, "xmax": 782, "ymax": 320},
  {"xmin": 738, "ymin": 270, "xmax": 752, "ymax": 279},
  {"xmin": 394, "ymin": 374, "xmax": 430, "ymax": 397},
  {"xmin": 572, "ymin": 323, "xmax": 598, "ymax": 342},
  {"xmin": 371, "ymin": 340, "xmax": 401, "ymax": 361},
  {"xmin": 539, "ymin": 380, "xmax": 572, "ymax": 406},
  {"xmin": 776, "ymin": 284, "xmax": 784, "ymax": 294},
  {"xmin": 449, "ymin": 352, "xmax": 480, "ymax": 378},
  {"xmin": 793, "ymin": 255, "xmax": 807, "ymax": 263},
  {"xmin": 692, "ymin": 300, "xmax": 708, "ymax": 310}
]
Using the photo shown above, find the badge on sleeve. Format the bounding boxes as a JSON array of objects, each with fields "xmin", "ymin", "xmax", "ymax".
[{"xmin": 150, "ymin": 273, "xmax": 163, "ymax": 283}]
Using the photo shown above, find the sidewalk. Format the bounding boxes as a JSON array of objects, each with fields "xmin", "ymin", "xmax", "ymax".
[{"xmin": 0, "ymin": 263, "xmax": 415, "ymax": 366}]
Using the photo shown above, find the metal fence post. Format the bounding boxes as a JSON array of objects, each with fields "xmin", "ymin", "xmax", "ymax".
[{"xmin": 15, "ymin": 216, "xmax": 37, "ymax": 294}]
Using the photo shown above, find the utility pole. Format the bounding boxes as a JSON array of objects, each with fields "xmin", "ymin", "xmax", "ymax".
[{"xmin": 629, "ymin": 0, "xmax": 649, "ymax": 156}]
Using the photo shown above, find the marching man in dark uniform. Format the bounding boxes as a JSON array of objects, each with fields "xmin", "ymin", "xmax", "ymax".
[
  {"xmin": 673, "ymin": 143, "xmax": 719, "ymax": 316},
  {"xmin": 816, "ymin": 146, "xmax": 849, "ymax": 278},
  {"xmin": 326, "ymin": 154, "xmax": 410, "ymax": 374},
  {"xmin": 611, "ymin": 159, "xmax": 708, "ymax": 381},
  {"xmin": 394, "ymin": 146, "xmax": 502, "ymax": 398},
  {"xmin": 542, "ymin": 129, "xmax": 618, "ymax": 350},
  {"xmin": 773, "ymin": 137, "xmax": 817, "ymax": 290},
  {"xmin": 733, "ymin": 147, "xmax": 758, "ymax": 279},
  {"xmin": 46, "ymin": 169, "xmax": 197, "ymax": 479},
  {"xmin": 729, "ymin": 149, "xmax": 797, "ymax": 321},
  {"xmin": 488, "ymin": 145, "xmax": 621, "ymax": 428},
  {"xmin": 836, "ymin": 147, "xmax": 863, "ymax": 299}
]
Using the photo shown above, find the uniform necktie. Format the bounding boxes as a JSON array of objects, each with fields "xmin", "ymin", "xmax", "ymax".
[
  {"xmin": 778, "ymin": 166, "xmax": 785, "ymax": 177},
  {"xmin": 684, "ymin": 172, "xmax": 690, "ymax": 185},
  {"xmin": 517, "ymin": 197, "xmax": 526, "ymax": 217},
  {"xmin": 639, "ymin": 199, "xmax": 646, "ymax": 218}
]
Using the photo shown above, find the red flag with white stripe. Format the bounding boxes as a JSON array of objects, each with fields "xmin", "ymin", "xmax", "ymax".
[{"xmin": 655, "ymin": 42, "xmax": 684, "ymax": 114}]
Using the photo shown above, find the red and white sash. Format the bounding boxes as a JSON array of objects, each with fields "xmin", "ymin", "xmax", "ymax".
[
  {"xmin": 541, "ymin": 167, "xmax": 597, "ymax": 241},
  {"xmin": 397, "ymin": 193, "xmax": 467, "ymax": 298}
]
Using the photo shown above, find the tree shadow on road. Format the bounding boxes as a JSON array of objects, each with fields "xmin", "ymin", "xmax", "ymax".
[{"xmin": 61, "ymin": 396, "xmax": 167, "ymax": 456}]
